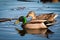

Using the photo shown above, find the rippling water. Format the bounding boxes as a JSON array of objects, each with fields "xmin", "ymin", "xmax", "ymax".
[{"xmin": 0, "ymin": 0, "xmax": 60, "ymax": 40}]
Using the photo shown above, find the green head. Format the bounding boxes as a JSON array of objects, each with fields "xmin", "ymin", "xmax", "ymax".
[{"xmin": 14, "ymin": 16, "xmax": 27, "ymax": 24}]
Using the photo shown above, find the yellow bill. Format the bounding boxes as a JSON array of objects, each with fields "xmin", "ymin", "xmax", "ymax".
[{"xmin": 14, "ymin": 20, "xmax": 20, "ymax": 24}]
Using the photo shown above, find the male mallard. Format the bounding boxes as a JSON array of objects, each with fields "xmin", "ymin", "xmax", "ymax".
[
  {"xmin": 26, "ymin": 11, "xmax": 58, "ymax": 22},
  {"xmin": 14, "ymin": 16, "xmax": 48, "ymax": 29}
]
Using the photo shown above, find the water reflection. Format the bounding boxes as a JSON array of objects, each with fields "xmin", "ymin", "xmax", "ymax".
[{"xmin": 16, "ymin": 28, "xmax": 54, "ymax": 38}]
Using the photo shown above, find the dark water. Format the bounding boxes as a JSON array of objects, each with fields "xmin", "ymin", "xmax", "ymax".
[{"xmin": 0, "ymin": 0, "xmax": 60, "ymax": 40}]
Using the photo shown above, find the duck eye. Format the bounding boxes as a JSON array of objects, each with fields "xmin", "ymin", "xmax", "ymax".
[{"xmin": 19, "ymin": 17, "xmax": 23, "ymax": 21}]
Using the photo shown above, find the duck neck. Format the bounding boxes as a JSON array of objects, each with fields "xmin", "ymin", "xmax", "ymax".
[
  {"xmin": 22, "ymin": 17, "xmax": 27, "ymax": 24},
  {"xmin": 32, "ymin": 14, "xmax": 36, "ymax": 19}
]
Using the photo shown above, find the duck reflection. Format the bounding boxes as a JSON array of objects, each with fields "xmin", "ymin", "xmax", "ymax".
[{"xmin": 16, "ymin": 28, "xmax": 54, "ymax": 38}]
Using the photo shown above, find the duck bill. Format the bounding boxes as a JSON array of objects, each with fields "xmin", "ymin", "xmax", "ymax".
[
  {"xmin": 14, "ymin": 20, "xmax": 20, "ymax": 24},
  {"xmin": 54, "ymin": 14, "xmax": 58, "ymax": 19}
]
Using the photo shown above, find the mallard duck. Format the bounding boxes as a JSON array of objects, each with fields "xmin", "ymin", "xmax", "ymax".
[
  {"xmin": 26, "ymin": 11, "xmax": 58, "ymax": 22},
  {"xmin": 14, "ymin": 16, "xmax": 48, "ymax": 29}
]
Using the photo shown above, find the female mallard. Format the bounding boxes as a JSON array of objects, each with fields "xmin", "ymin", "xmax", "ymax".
[
  {"xmin": 14, "ymin": 16, "xmax": 48, "ymax": 29},
  {"xmin": 26, "ymin": 11, "xmax": 58, "ymax": 22}
]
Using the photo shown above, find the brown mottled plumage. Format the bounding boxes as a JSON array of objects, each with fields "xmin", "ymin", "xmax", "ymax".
[
  {"xmin": 26, "ymin": 11, "xmax": 58, "ymax": 21},
  {"xmin": 26, "ymin": 11, "xmax": 58, "ymax": 26}
]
